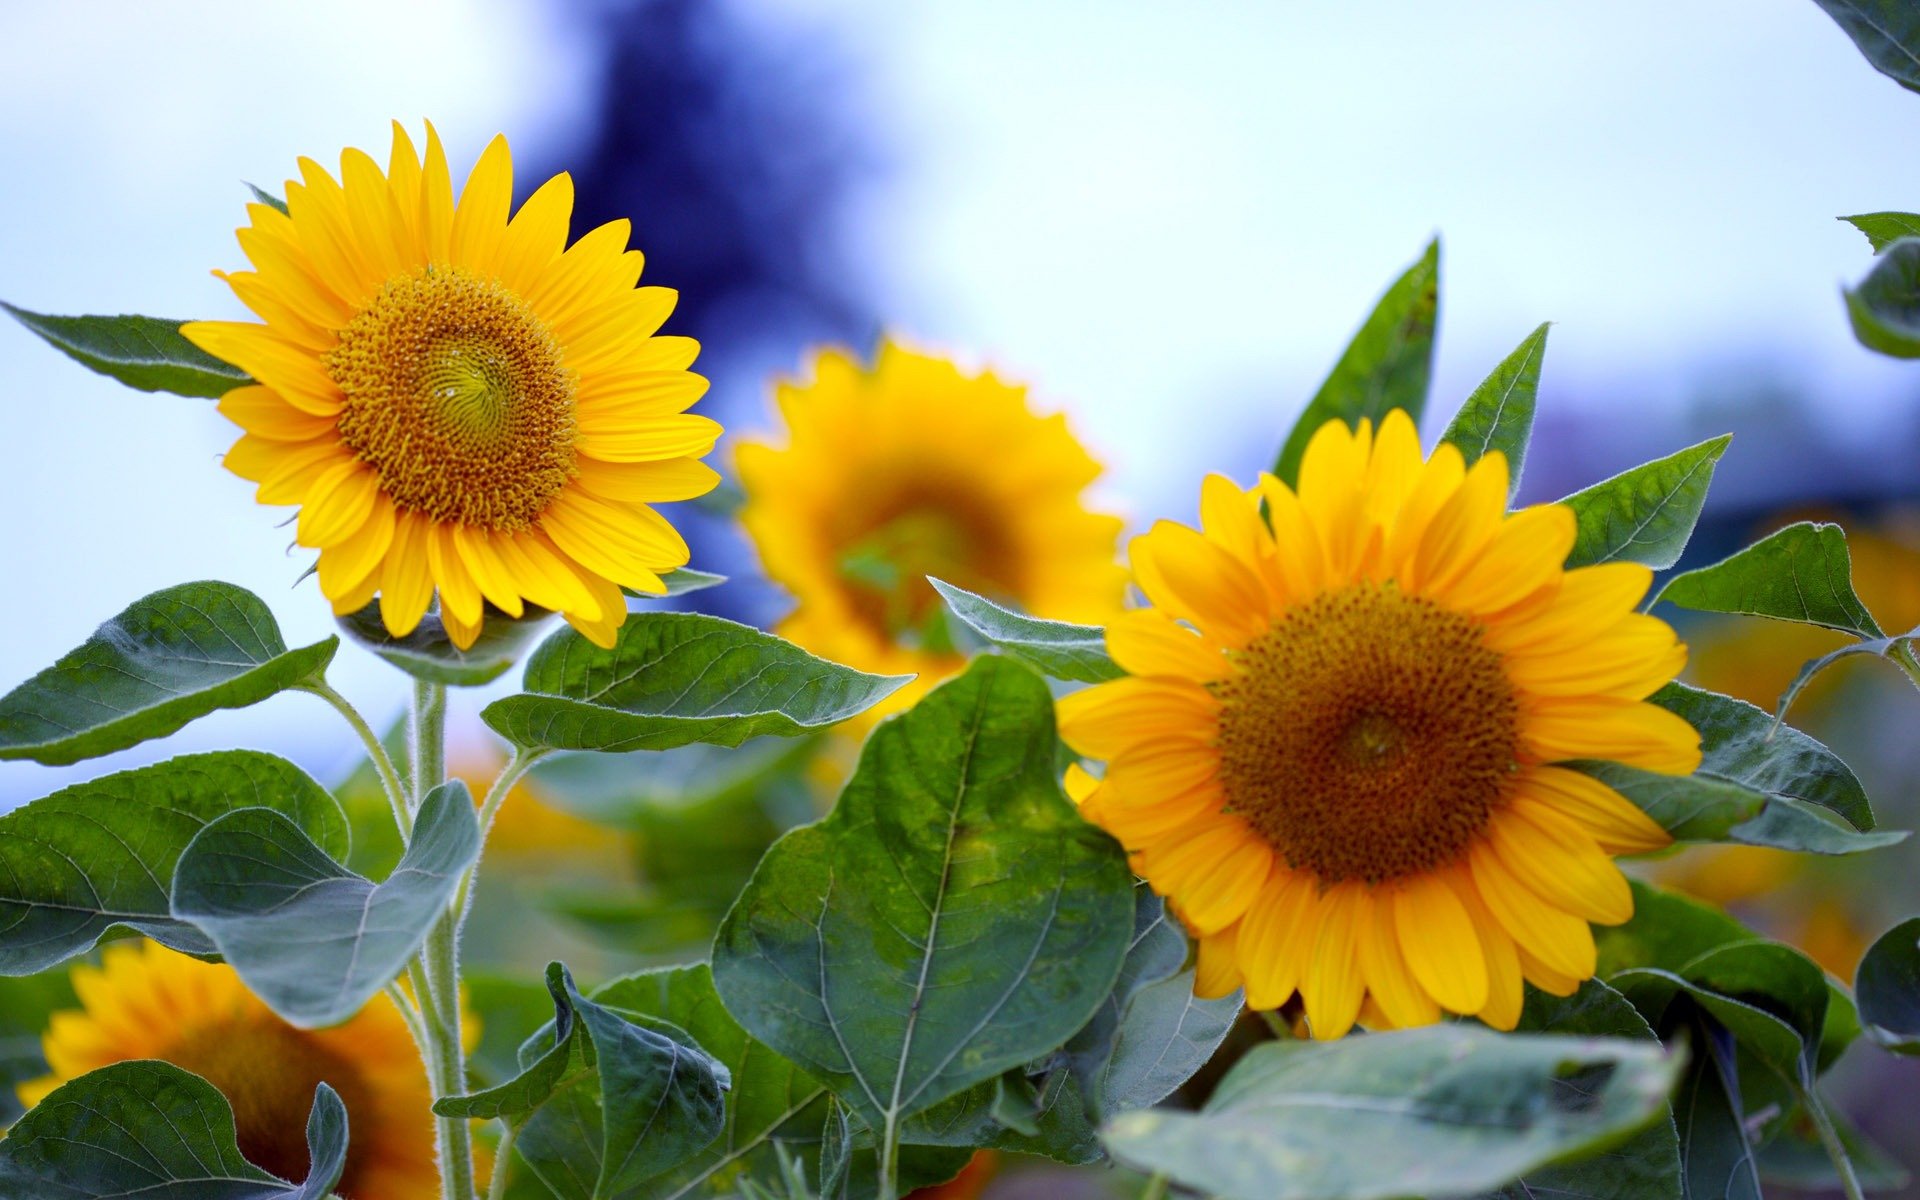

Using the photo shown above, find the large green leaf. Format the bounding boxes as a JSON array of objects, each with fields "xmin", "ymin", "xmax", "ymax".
[
  {"xmin": 1598, "ymin": 881, "xmax": 1756, "ymax": 978},
  {"xmin": 1471, "ymin": 981, "xmax": 1682, "ymax": 1200},
  {"xmin": 1100, "ymin": 1025, "xmax": 1680, "ymax": 1200},
  {"xmin": 0, "ymin": 1061, "xmax": 346, "ymax": 1199},
  {"xmin": 1273, "ymin": 239, "xmax": 1439, "ymax": 485},
  {"xmin": 171, "ymin": 780, "xmax": 480, "ymax": 1027},
  {"xmin": 2, "ymin": 304, "xmax": 250, "ymax": 398},
  {"xmin": 1855, "ymin": 916, "xmax": 1920, "ymax": 1054},
  {"xmin": 929, "ymin": 578, "xmax": 1120, "ymax": 684},
  {"xmin": 1845, "ymin": 237, "xmax": 1920, "ymax": 357},
  {"xmin": 437, "ymin": 963, "xmax": 588, "ymax": 1121},
  {"xmin": 591, "ymin": 963, "xmax": 829, "ymax": 1200},
  {"xmin": 1657, "ymin": 522, "xmax": 1883, "ymax": 638},
  {"xmin": 1615, "ymin": 941, "xmax": 1829, "ymax": 1086},
  {"xmin": 506, "ymin": 966, "xmax": 732, "ymax": 1200},
  {"xmin": 483, "ymin": 613, "xmax": 909, "ymax": 754},
  {"xmin": 0, "ymin": 581, "xmax": 338, "ymax": 765},
  {"xmin": 1843, "ymin": 212, "xmax": 1920, "ymax": 253},
  {"xmin": 711, "ymin": 657, "xmax": 1134, "ymax": 1161},
  {"xmin": 1811, "ymin": 0, "xmax": 1920, "ymax": 94},
  {"xmin": 1062, "ymin": 888, "xmax": 1240, "ymax": 1121},
  {"xmin": 338, "ymin": 601, "xmax": 557, "ymax": 686},
  {"xmin": 1441, "ymin": 322, "xmax": 1549, "ymax": 496},
  {"xmin": 1559, "ymin": 435, "xmax": 1730, "ymax": 570},
  {"xmin": 1671, "ymin": 1017, "xmax": 1764, "ymax": 1200},
  {"xmin": 899, "ymin": 1066, "xmax": 1101, "ymax": 1164},
  {"xmin": 0, "ymin": 750, "xmax": 348, "ymax": 975}
]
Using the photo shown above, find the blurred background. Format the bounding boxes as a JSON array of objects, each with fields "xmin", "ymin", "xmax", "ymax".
[{"xmin": 4, "ymin": 1, "xmax": 1920, "ymax": 1196}]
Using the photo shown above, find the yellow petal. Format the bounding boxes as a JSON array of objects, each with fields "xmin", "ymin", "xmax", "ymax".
[
  {"xmin": 1136, "ymin": 823, "xmax": 1271, "ymax": 935},
  {"xmin": 1129, "ymin": 521, "xmax": 1271, "ymax": 645},
  {"xmin": 493, "ymin": 171, "xmax": 574, "ymax": 294},
  {"xmin": 380, "ymin": 513, "xmax": 436, "ymax": 637},
  {"xmin": 1301, "ymin": 882, "xmax": 1366, "ymax": 1040},
  {"xmin": 426, "ymin": 523, "xmax": 484, "ymax": 626},
  {"xmin": 451, "ymin": 526, "xmax": 526, "ymax": 618},
  {"xmin": 450, "ymin": 134, "xmax": 513, "ymax": 272},
  {"xmin": 1237, "ymin": 868, "xmax": 1317, "ymax": 1010},
  {"xmin": 1455, "ymin": 871, "xmax": 1525, "ymax": 1030},
  {"xmin": 316, "ymin": 494, "xmax": 395, "ymax": 600},
  {"xmin": 1484, "ymin": 801, "xmax": 1635, "ymax": 925},
  {"xmin": 1430, "ymin": 504, "xmax": 1575, "ymax": 615},
  {"xmin": 1056, "ymin": 677, "xmax": 1217, "ymax": 761},
  {"xmin": 1194, "ymin": 922, "xmax": 1244, "ymax": 1000},
  {"xmin": 1467, "ymin": 839, "xmax": 1598, "ymax": 982},
  {"xmin": 1393, "ymin": 871, "xmax": 1489, "ymax": 1014},
  {"xmin": 1105, "ymin": 610, "xmax": 1227, "ymax": 683},
  {"xmin": 295, "ymin": 460, "xmax": 379, "ymax": 549},
  {"xmin": 1523, "ymin": 765, "xmax": 1671, "ymax": 855},
  {"xmin": 1523, "ymin": 697, "xmax": 1702, "ymax": 775},
  {"xmin": 217, "ymin": 385, "xmax": 336, "ymax": 442},
  {"xmin": 1357, "ymin": 887, "xmax": 1441, "ymax": 1029},
  {"xmin": 572, "ymin": 455, "xmax": 720, "ymax": 504},
  {"xmin": 1483, "ymin": 562, "xmax": 1653, "ymax": 656}
]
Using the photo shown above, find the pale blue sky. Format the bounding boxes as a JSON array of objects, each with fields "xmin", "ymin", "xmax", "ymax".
[{"xmin": 2, "ymin": 0, "xmax": 1917, "ymax": 803}]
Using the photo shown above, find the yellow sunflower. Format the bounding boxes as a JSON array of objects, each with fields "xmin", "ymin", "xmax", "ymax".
[
  {"xmin": 736, "ymin": 340, "xmax": 1127, "ymax": 712},
  {"xmin": 20, "ymin": 940, "xmax": 463, "ymax": 1197},
  {"xmin": 1059, "ymin": 411, "xmax": 1699, "ymax": 1038},
  {"xmin": 182, "ymin": 122, "xmax": 720, "ymax": 649}
]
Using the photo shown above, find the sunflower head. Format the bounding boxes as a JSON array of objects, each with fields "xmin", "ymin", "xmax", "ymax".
[
  {"xmin": 735, "ymin": 339, "xmax": 1127, "ymax": 712},
  {"xmin": 183, "ymin": 122, "xmax": 721, "ymax": 650},
  {"xmin": 1060, "ymin": 410, "xmax": 1700, "ymax": 1038},
  {"xmin": 21, "ymin": 941, "xmax": 454, "ymax": 1197}
]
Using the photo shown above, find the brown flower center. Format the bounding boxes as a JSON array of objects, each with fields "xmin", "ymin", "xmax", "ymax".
[
  {"xmin": 1212, "ymin": 583, "xmax": 1522, "ymax": 884},
  {"xmin": 327, "ymin": 266, "xmax": 577, "ymax": 530},
  {"xmin": 166, "ymin": 1018, "xmax": 379, "ymax": 1194},
  {"xmin": 836, "ymin": 481, "xmax": 1018, "ymax": 647}
]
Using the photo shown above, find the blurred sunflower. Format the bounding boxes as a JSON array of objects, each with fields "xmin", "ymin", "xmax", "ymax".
[
  {"xmin": 183, "ymin": 121, "xmax": 719, "ymax": 650},
  {"xmin": 20, "ymin": 941, "xmax": 475, "ymax": 1197},
  {"xmin": 1060, "ymin": 412, "xmax": 1699, "ymax": 1038},
  {"xmin": 736, "ymin": 340, "xmax": 1127, "ymax": 715},
  {"xmin": 451, "ymin": 745, "xmax": 630, "ymax": 866}
]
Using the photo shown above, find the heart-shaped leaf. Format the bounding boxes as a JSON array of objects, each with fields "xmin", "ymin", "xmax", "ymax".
[
  {"xmin": 1842, "ymin": 212, "xmax": 1920, "ymax": 252},
  {"xmin": 482, "ymin": 612, "xmax": 909, "ymax": 754},
  {"xmin": 0, "ymin": 581, "xmax": 338, "ymax": 765},
  {"xmin": 1845, "ymin": 237, "xmax": 1920, "ymax": 357},
  {"xmin": 1274, "ymin": 239, "xmax": 1439, "ymax": 485},
  {"xmin": 1657, "ymin": 522, "xmax": 1883, "ymax": 639},
  {"xmin": 930, "ymin": 578, "xmax": 1120, "ymax": 684},
  {"xmin": 1855, "ymin": 916, "xmax": 1920, "ymax": 1054},
  {"xmin": 0, "ymin": 1061, "xmax": 346, "ymax": 1199},
  {"xmin": 2, "ymin": 304, "xmax": 250, "ymax": 397},
  {"xmin": 712, "ymin": 656, "xmax": 1134, "ymax": 1159},
  {"xmin": 338, "ymin": 600, "xmax": 557, "ymax": 686},
  {"xmin": 1441, "ymin": 322, "xmax": 1549, "ymax": 496},
  {"xmin": 1811, "ymin": 0, "xmax": 1920, "ymax": 94},
  {"xmin": 1559, "ymin": 435, "xmax": 1730, "ymax": 570},
  {"xmin": 1100, "ymin": 1025, "xmax": 1680, "ymax": 1200},
  {"xmin": 0, "ymin": 750, "xmax": 347, "ymax": 974},
  {"xmin": 171, "ymin": 780, "xmax": 480, "ymax": 1027}
]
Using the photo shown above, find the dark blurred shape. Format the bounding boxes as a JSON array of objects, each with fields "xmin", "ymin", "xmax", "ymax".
[{"xmin": 550, "ymin": 0, "xmax": 880, "ymax": 620}]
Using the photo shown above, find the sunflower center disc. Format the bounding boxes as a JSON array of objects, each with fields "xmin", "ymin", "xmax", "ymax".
[
  {"xmin": 1213, "ymin": 583, "xmax": 1522, "ymax": 884},
  {"xmin": 328, "ymin": 266, "xmax": 577, "ymax": 530}
]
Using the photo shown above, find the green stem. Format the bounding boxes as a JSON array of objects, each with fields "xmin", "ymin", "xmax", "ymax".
[
  {"xmin": 452, "ymin": 749, "xmax": 544, "ymax": 926},
  {"xmin": 1803, "ymin": 1089, "xmax": 1867, "ymax": 1200},
  {"xmin": 876, "ymin": 1123, "xmax": 898, "ymax": 1200},
  {"xmin": 1890, "ymin": 638, "xmax": 1920, "ymax": 697},
  {"xmin": 486, "ymin": 1122, "xmax": 518, "ymax": 1200},
  {"xmin": 411, "ymin": 677, "xmax": 447, "ymax": 812},
  {"xmin": 304, "ymin": 680, "xmax": 410, "ymax": 841},
  {"xmin": 1138, "ymin": 1171, "xmax": 1171, "ymax": 1200}
]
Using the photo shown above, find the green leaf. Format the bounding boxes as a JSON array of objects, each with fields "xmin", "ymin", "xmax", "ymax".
[
  {"xmin": 1776, "ymin": 633, "xmax": 1917, "ymax": 721},
  {"xmin": 437, "ymin": 963, "xmax": 587, "ymax": 1120},
  {"xmin": 1570, "ymin": 760, "xmax": 1765, "ymax": 842},
  {"xmin": 1598, "ymin": 881, "xmax": 1756, "ymax": 978},
  {"xmin": 1, "ymin": 303, "xmax": 251, "ymax": 398},
  {"xmin": 1614, "ymin": 940, "xmax": 1829, "ymax": 1084},
  {"xmin": 482, "ymin": 612, "xmax": 909, "ymax": 754},
  {"xmin": 1100, "ymin": 1025, "xmax": 1681, "ymax": 1200},
  {"xmin": 1810, "ymin": 0, "xmax": 1920, "ymax": 94},
  {"xmin": 1845, "ymin": 237, "xmax": 1920, "ymax": 357},
  {"xmin": 1653, "ymin": 683, "xmax": 1873, "ymax": 827},
  {"xmin": 0, "ymin": 1061, "xmax": 346, "ymax": 1199},
  {"xmin": 1559, "ymin": 435, "xmax": 1731, "ymax": 570},
  {"xmin": 1841, "ymin": 212, "xmax": 1920, "ymax": 252},
  {"xmin": 1273, "ymin": 240, "xmax": 1439, "ymax": 486},
  {"xmin": 0, "ymin": 750, "xmax": 348, "ymax": 975},
  {"xmin": 1855, "ymin": 916, "xmax": 1920, "ymax": 1054},
  {"xmin": 901, "ymin": 1067, "xmax": 1101, "ymax": 1164},
  {"xmin": 711, "ymin": 656, "xmax": 1134, "ymax": 1150},
  {"xmin": 1441, "ymin": 322, "xmax": 1549, "ymax": 495},
  {"xmin": 0, "ymin": 581, "xmax": 339, "ymax": 766},
  {"xmin": 590, "ymin": 962, "xmax": 829, "ymax": 1200},
  {"xmin": 510, "ymin": 967, "xmax": 732, "ymax": 1200},
  {"xmin": 1671, "ymin": 1018, "xmax": 1763, "ymax": 1200},
  {"xmin": 170, "ymin": 779, "xmax": 480, "ymax": 1027},
  {"xmin": 1471, "ymin": 980, "xmax": 1682, "ymax": 1200},
  {"xmin": 246, "ymin": 183, "xmax": 289, "ymax": 215},
  {"xmin": 1063, "ymin": 887, "xmax": 1240, "ymax": 1121},
  {"xmin": 929, "ymin": 578, "xmax": 1121, "ymax": 684},
  {"xmin": 0, "ymin": 972, "xmax": 76, "ymax": 1127},
  {"xmin": 1657, "ymin": 522, "xmax": 1884, "ymax": 638},
  {"xmin": 339, "ymin": 600, "xmax": 556, "ymax": 687},
  {"xmin": 637, "ymin": 568, "xmax": 729, "ymax": 598}
]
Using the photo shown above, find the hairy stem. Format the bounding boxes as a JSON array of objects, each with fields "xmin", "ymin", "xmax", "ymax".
[
  {"xmin": 304, "ymin": 680, "xmax": 410, "ymax": 841},
  {"xmin": 486, "ymin": 1122, "xmax": 518, "ymax": 1200},
  {"xmin": 453, "ymin": 749, "xmax": 544, "ymax": 926},
  {"xmin": 1804, "ymin": 1088, "xmax": 1867, "ymax": 1200}
]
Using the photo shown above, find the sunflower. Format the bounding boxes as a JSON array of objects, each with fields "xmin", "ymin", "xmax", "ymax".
[
  {"xmin": 19, "ymin": 940, "xmax": 464, "ymax": 1197},
  {"xmin": 1059, "ymin": 411, "xmax": 1699, "ymax": 1038},
  {"xmin": 182, "ymin": 122, "xmax": 719, "ymax": 649},
  {"xmin": 736, "ymin": 340, "xmax": 1126, "ymax": 712}
]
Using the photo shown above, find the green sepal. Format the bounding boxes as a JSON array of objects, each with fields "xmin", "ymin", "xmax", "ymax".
[{"xmin": 339, "ymin": 600, "xmax": 556, "ymax": 686}]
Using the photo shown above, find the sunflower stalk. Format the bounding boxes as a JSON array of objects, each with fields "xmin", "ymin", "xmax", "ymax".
[{"xmin": 304, "ymin": 679, "xmax": 411, "ymax": 841}]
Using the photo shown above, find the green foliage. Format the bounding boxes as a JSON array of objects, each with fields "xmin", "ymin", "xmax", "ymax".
[
  {"xmin": 1100, "ymin": 1025, "xmax": 1680, "ymax": 1200},
  {"xmin": 1441, "ymin": 322, "xmax": 1549, "ymax": 495},
  {"xmin": 1845, "ymin": 237, "xmax": 1920, "ymax": 357},
  {"xmin": 929, "ymin": 578, "xmax": 1120, "ymax": 683},
  {"xmin": 1811, "ymin": 0, "xmax": 1920, "ymax": 94},
  {"xmin": 0, "ymin": 750, "xmax": 348, "ymax": 974},
  {"xmin": 1273, "ymin": 239, "xmax": 1439, "ymax": 485},
  {"xmin": 439, "ymin": 964, "xmax": 589, "ymax": 1121},
  {"xmin": 900, "ymin": 1068, "xmax": 1100, "ymax": 1164},
  {"xmin": 171, "ymin": 780, "xmax": 480, "ymax": 1028},
  {"xmin": 1657, "ymin": 521, "xmax": 1883, "ymax": 638},
  {"xmin": 711, "ymin": 657, "xmax": 1135, "ymax": 1178},
  {"xmin": 0, "ymin": 971, "xmax": 76, "ymax": 1127},
  {"xmin": 483, "ymin": 612, "xmax": 908, "ymax": 754},
  {"xmin": 0, "ymin": 1061, "xmax": 346, "ymax": 1199},
  {"xmin": 1559, "ymin": 435, "xmax": 1731, "ymax": 570},
  {"xmin": 339, "ymin": 601, "xmax": 558, "ymax": 686},
  {"xmin": 1841, "ymin": 212, "xmax": 1920, "ymax": 251},
  {"xmin": 1654, "ymin": 684, "xmax": 1877, "ymax": 830},
  {"xmin": 0, "ymin": 303, "xmax": 249, "ymax": 398},
  {"xmin": 0, "ymin": 581, "xmax": 338, "ymax": 765},
  {"xmin": 1855, "ymin": 916, "xmax": 1920, "ymax": 1054},
  {"xmin": 639, "ymin": 568, "xmax": 729, "ymax": 598}
]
